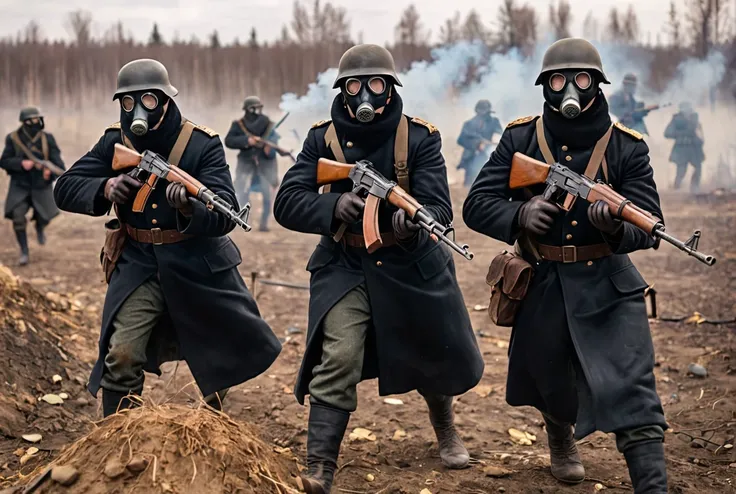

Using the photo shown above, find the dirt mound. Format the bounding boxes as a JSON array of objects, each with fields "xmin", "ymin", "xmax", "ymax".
[
  {"xmin": 0, "ymin": 264, "xmax": 96, "ymax": 484},
  {"xmin": 22, "ymin": 403, "xmax": 300, "ymax": 494}
]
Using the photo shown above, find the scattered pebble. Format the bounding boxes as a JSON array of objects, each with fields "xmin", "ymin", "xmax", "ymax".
[
  {"xmin": 687, "ymin": 363, "xmax": 708, "ymax": 378},
  {"xmin": 52, "ymin": 375, "xmax": 62, "ymax": 384},
  {"xmin": 669, "ymin": 393, "xmax": 680, "ymax": 404},
  {"xmin": 75, "ymin": 397, "xmax": 89, "ymax": 407},
  {"xmin": 392, "ymin": 429, "xmax": 407, "ymax": 442},
  {"xmin": 40, "ymin": 394, "xmax": 64, "ymax": 405},
  {"xmin": 420, "ymin": 489, "xmax": 432, "ymax": 494},
  {"xmin": 58, "ymin": 393, "xmax": 69, "ymax": 400},
  {"xmin": 104, "ymin": 459, "xmax": 126, "ymax": 479},
  {"xmin": 349, "ymin": 427, "xmax": 377, "ymax": 442},
  {"xmin": 595, "ymin": 483, "xmax": 606, "ymax": 491},
  {"xmin": 483, "ymin": 465, "xmax": 512, "ymax": 478},
  {"xmin": 498, "ymin": 488, "xmax": 506, "ymax": 493},
  {"xmin": 20, "ymin": 447, "xmax": 39, "ymax": 465},
  {"xmin": 126, "ymin": 456, "xmax": 149, "ymax": 473},
  {"xmin": 22, "ymin": 434, "xmax": 42, "ymax": 443},
  {"xmin": 286, "ymin": 327, "xmax": 303, "ymax": 334},
  {"xmin": 51, "ymin": 465, "xmax": 79, "ymax": 486},
  {"xmin": 13, "ymin": 448, "xmax": 25, "ymax": 457},
  {"xmin": 383, "ymin": 398, "xmax": 403, "ymax": 406},
  {"xmin": 365, "ymin": 473, "xmax": 375, "ymax": 482}
]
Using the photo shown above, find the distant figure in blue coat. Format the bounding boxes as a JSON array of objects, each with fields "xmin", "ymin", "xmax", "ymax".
[{"xmin": 456, "ymin": 99, "xmax": 502, "ymax": 187}]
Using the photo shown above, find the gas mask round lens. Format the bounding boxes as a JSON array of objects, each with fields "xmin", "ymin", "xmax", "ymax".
[
  {"xmin": 368, "ymin": 77, "xmax": 386, "ymax": 95},
  {"xmin": 345, "ymin": 78, "xmax": 361, "ymax": 96},
  {"xmin": 574, "ymin": 72, "xmax": 591, "ymax": 90},
  {"xmin": 549, "ymin": 73, "xmax": 566, "ymax": 92},
  {"xmin": 121, "ymin": 95, "xmax": 135, "ymax": 112},
  {"xmin": 140, "ymin": 92, "xmax": 159, "ymax": 110}
]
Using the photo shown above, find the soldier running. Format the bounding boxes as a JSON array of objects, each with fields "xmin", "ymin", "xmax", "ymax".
[
  {"xmin": 664, "ymin": 102, "xmax": 705, "ymax": 193},
  {"xmin": 274, "ymin": 44, "xmax": 484, "ymax": 494},
  {"xmin": 0, "ymin": 107, "xmax": 65, "ymax": 266},
  {"xmin": 456, "ymin": 99, "xmax": 502, "ymax": 187},
  {"xmin": 464, "ymin": 39, "xmax": 668, "ymax": 493},
  {"xmin": 54, "ymin": 59, "xmax": 281, "ymax": 417}
]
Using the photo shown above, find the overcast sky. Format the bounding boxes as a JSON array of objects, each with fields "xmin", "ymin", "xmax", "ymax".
[{"xmin": 0, "ymin": 0, "xmax": 676, "ymax": 46}]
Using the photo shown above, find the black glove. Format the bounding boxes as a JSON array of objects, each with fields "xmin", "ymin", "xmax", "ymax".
[
  {"xmin": 166, "ymin": 183, "xmax": 193, "ymax": 216},
  {"xmin": 104, "ymin": 174, "xmax": 142, "ymax": 204},
  {"xmin": 587, "ymin": 200, "xmax": 622, "ymax": 235},
  {"xmin": 334, "ymin": 192, "xmax": 365, "ymax": 223},
  {"xmin": 517, "ymin": 196, "xmax": 559, "ymax": 236},
  {"xmin": 392, "ymin": 209, "xmax": 420, "ymax": 242}
]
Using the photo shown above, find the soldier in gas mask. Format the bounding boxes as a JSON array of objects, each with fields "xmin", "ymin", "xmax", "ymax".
[
  {"xmin": 225, "ymin": 96, "xmax": 286, "ymax": 231},
  {"xmin": 464, "ymin": 39, "xmax": 668, "ymax": 492},
  {"xmin": 456, "ymin": 99, "xmax": 503, "ymax": 187},
  {"xmin": 609, "ymin": 73, "xmax": 650, "ymax": 135},
  {"xmin": 274, "ymin": 44, "xmax": 483, "ymax": 494},
  {"xmin": 54, "ymin": 59, "xmax": 281, "ymax": 417},
  {"xmin": 664, "ymin": 102, "xmax": 705, "ymax": 193},
  {"xmin": 0, "ymin": 107, "xmax": 65, "ymax": 266}
]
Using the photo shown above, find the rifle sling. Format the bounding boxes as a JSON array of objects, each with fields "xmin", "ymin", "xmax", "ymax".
[
  {"xmin": 129, "ymin": 119, "xmax": 195, "ymax": 213},
  {"xmin": 10, "ymin": 130, "xmax": 49, "ymax": 163}
]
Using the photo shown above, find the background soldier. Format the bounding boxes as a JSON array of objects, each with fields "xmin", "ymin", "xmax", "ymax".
[
  {"xmin": 54, "ymin": 59, "xmax": 281, "ymax": 416},
  {"xmin": 664, "ymin": 102, "xmax": 705, "ymax": 193},
  {"xmin": 224, "ymin": 96, "xmax": 284, "ymax": 231},
  {"xmin": 274, "ymin": 44, "xmax": 484, "ymax": 494},
  {"xmin": 609, "ymin": 73, "xmax": 650, "ymax": 135},
  {"xmin": 456, "ymin": 99, "xmax": 502, "ymax": 187},
  {"xmin": 464, "ymin": 38, "xmax": 668, "ymax": 492},
  {"xmin": 0, "ymin": 107, "xmax": 65, "ymax": 266}
]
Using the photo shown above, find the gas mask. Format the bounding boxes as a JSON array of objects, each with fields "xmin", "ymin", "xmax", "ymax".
[
  {"xmin": 623, "ymin": 82, "xmax": 637, "ymax": 96},
  {"xmin": 119, "ymin": 90, "xmax": 168, "ymax": 136},
  {"xmin": 245, "ymin": 106, "xmax": 263, "ymax": 122},
  {"xmin": 542, "ymin": 70, "xmax": 598, "ymax": 119},
  {"xmin": 23, "ymin": 117, "xmax": 44, "ymax": 134},
  {"xmin": 341, "ymin": 75, "xmax": 392, "ymax": 123}
]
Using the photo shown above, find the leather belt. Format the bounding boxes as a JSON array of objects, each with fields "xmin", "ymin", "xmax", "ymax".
[
  {"xmin": 537, "ymin": 243, "xmax": 612, "ymax": 263},
  {"xmin": 342, "ymin": 232, "xmax": 397, "ymax": 249},
  {"xmin": 125, "ymin": 225, "xmax": 193, "ymax": 245}
]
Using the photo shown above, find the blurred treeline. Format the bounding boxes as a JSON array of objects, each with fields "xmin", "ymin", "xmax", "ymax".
[{"xmin": 0, "ymin": 0, "xmax": 734, "ymax": 108}]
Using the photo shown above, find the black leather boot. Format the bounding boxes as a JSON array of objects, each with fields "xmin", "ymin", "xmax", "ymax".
[
  {"xmin": 624, "ymin": 440, "xmax": 668, "ymax": 493},
  {"xmin": 35, "ymin": 223, "xmax": 46, "ymax": 246},
  {"xmin": 543, "ymin": 413, "xmax": 585, "ymax": 484},
  {"xmin": 15, "ymin": 230, "xmax": 29, "ymax": 266},
  {"xmin": 102, "ymin": 389, "xmax": 139, "ymax": 417},
  {"xmin": 423, "ymin": 393, "xmax": 470, "ymax": 469},
  {"xmin": 301, "ymin": 402, "xmax": 350, "ymax": 494}
]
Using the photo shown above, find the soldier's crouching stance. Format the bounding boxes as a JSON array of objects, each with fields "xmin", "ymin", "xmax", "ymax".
[
  {"xmin": 463, "ymin": 39, "xmax": 668, "ymax": 493},
  {"xmin": 274, "ymin": 45, "xmax": 484, "ymax": 494},
  {"xmin": 54, "ymin": 59, "xmax": 281, "ymax": 417}
]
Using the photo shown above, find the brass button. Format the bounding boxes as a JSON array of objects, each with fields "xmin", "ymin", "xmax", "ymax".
[
  {"xmin": 376, "ymin": 261, "xmax": 382, "ymax": 267},
  {"xmin": 565, "ymin": 234, "xmax": 573, "ymax": 240},
  {"xmin": 571, "ymin": 220, "xmax": 578, "ymax": 226},
  {"xmin": 346, "ymin": 141, "xmax": 354, "ymax": 148},
  {"xmin": 152, "ymin": 219, "xmax": 158, "ymax": 225},
  {"xmin": 152, "ymin": 203, "xmax": 158, "ymax": 209},
  {"xmin": 561, "ymin": 145, "xmax": 568, "ymax": 151},
  {"xmin": 565, "ymin": 155, "xmax": 572, "ymax": 162},
  {"xmin": 587, "ymin": 261, "xmax": 593, "ymax": 266}
]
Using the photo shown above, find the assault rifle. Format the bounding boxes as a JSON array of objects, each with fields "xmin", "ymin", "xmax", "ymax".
[
  {"xmin": 250, "ymin": 136, "xmax": 296, "ymax": 162},
  {"xmin": 316, "ymin": 158, "xmax": 474, "ymax": 260},
  {"xmin": 509, "ymin": 152, "xmax": 716, "ymax": 266},
  {"xmin": 629, "ymin": 102, "xmax": 672, "ymax": 121},
  {"xmin": 111, "ymin": 144, "xmax": 252, "ymax": 232},
  {"xmin": 29, "ymin": 156, "xmax": 65, "ymax": 177}
]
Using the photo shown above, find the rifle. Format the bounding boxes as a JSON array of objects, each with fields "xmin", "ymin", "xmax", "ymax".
[
  {"xmin": 251, "ymin": 136, "xmax": 296, "ymax": 162},
  {"xmin": 111, "ymin": 143, "xmax": 252, "ymax": 232},
  {"xmin": 28, "ymin": 156, "xmax": 65, "ymax": 177},
  {"xmin": 509, "ymin": 152, "xmax": 716, "ymax": 266},
  {"xmin": 630, "ymin": 102, "xmax": 672, "ymax": 121},
  {"xmin": 316, "ymin": 158, "xmax": 474, "ymax": 260}
]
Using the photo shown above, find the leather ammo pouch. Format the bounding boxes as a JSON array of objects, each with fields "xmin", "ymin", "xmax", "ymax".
[
  {"xmin": 485, "ymin": 250, "xmax": 533, "ymax": 327},
  {"xmin": 100, "ymin": 218, "xmax": 126, "ymax": 284}
]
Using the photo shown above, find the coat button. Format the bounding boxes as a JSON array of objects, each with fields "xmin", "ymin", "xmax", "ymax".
[
  {"xmin": 565, "ymin": 233, "xmax": 573, "ymax": 240},
  {"xmin": 571, "ymin": 220, "xmax": 578, "ymax": 226},
  {"xmin": 587, "ymin": 261, "xmax": 594, "ymax": 266},
  {"xmin": 561, "ymin": 145, "xmax": 569, "ymax": 151},
  {"xmin": 376, "ymin": 261, "xmax": 382, "ymax": 267},
  {"xmin": 152, "ymin": 203, "xmax": 158, "ymax": 209},
  {"xmin": 152, "ymin": 219, "xmax": 158, "ymax": 225},
  {"xmin": 346, "ymin": 141, "xmax": 354, "ymax": 148},
  {"xmin": 565, "ymin": 155, "xmax": 572, "ymax": 162}
]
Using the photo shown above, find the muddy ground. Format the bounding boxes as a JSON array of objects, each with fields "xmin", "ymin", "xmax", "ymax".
[{"xmin": 0, "ymin": 174, "xmax": 734, "ymax": 493}]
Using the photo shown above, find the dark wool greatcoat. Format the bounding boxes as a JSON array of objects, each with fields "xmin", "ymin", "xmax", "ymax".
[
  {"xmin": 274, "ymin": 97, "xmax": 484, "ymax": 405},
  {"xmin": 463, "ymin": 107, "xmax": 667, "ymax": 439},
  {"xmin": 0, "ymin": 129, "xmax": 65, "ymax": 223},
  {"xmin": 53, "ymin": 104, "xmax": 281, "ymax": 397}
]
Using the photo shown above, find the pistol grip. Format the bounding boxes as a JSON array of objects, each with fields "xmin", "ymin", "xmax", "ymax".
[{"xmin": 363, "ymin": 194, "xmax": 383, "ymax": 254}]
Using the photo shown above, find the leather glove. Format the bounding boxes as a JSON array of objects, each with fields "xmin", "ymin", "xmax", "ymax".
[
  {"xmin": 104, "ymin": 174, "xmax": 142, "ymax": 204},
  {"xmin": 392, "ymin": 209, "xmax": 420, "ymax": 242},
  {"xmin": 166, "ymin": 183, "xmax": 193, "ymax": 216},
  {"xmin": 517, "ymin": 196, "xmax": 559, "ymax": 236},
  {"xmin": 334, "ymin": 192, "xmax": 365, "ymax": 223},
  {"xmin": 588, "ymin": 200, "xmax": 622, "ymax": 235}
]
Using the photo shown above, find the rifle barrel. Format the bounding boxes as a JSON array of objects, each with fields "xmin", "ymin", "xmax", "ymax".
[{"xmin": 654, "ymin": 229, "xmax": 716, "ymax": 266}]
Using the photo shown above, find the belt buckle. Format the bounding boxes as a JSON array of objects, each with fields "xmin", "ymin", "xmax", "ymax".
[
  {"xmin": 562, "ymin": 245, "xmax": 577, "ymax": 263},
  {"xmin": 151, "ymin": 228, "xmax": 163, "ymax": 246}
]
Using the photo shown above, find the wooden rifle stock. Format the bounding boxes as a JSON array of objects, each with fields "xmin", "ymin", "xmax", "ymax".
[
  {"xmin": 112, "ymin": 144, "xmax": 143, "ymax": 171},
  {"xmin": 163, "ymin": 166, "xmax": 206, "ymax": 199},
  {"xmin": 509, "ymin": 152, "xmax": 551, "ymax": 189},
  {"xmin": 587, "ymin": 183, "xmax": 660, "ymax": 234},
  {"xmin": 316, "ymin": 158, "xmax": 353, "ymax": 186}
]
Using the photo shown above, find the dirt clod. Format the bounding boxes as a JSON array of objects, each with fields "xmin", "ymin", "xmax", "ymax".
[
  {"xmin": 103, "ymin": 459, "xmax": 125, "ymax": 479},
  {"xmin": 51, "ymin": 465, "xmax": 79, "ymax": 486},
  {"xmin": 125, "ymin": 456, "xmax": 149, "ymax": 474}
]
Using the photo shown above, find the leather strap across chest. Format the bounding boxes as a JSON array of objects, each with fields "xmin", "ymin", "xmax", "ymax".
[{"xmin": 10, "ymin": 130, "xmax": 49, "ymax": 161}]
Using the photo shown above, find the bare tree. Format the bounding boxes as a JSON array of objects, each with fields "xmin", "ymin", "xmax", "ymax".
[
  {"xmin": 667, "ymin": 1, "xmax": 682, "ymax": 48},
  {"xmin": 439, "ymin": 11, "xmax": 462, "ymax": 45},
  {"xmin": 290, "ymin": 0, "xmax": 351, "ymax": 45},
  {"xmin": 582, "ymin": 11, "xmax": 599, "ymax": 41},
  {"xmin": 549, "ymin": 0, "xmax": 572, "ymax": 40},
  {"xmin": 249, "ymin": 27, "xmax": 259, "ymax": 49},
  {"xmin": 497, "ymin": 0, "xmax": 537, "ymax": 53},
  {"xmin": 65, "ymin": 10, "xmax": 93, "ymax": 45},
  {"xmin": 686, "ymin": 0, "xmax": 729, "ymax": 56},
  {"xmin": 463, "ymin": 9, "xmax": 488, "ymax": 43},
  {"xmin": 149, "ymin": 23, "xmax": 164, "ymax": 46},
  {"xmin": 209, "ymin": 30, "xmax": 221, "ymax": 49},
  {"xmin": 606, "ymin": 7, "xmax": 622, "ymax": 42},
  {"xmin": 621, "ymin": 5, "xmax": 639, "ymax": 43},
  {"xmin": 395, "ymin": 4, "xmax": 430, "ymax": 46}
]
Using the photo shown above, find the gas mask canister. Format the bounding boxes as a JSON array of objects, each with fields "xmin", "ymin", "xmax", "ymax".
[
  {"xmin": 341, "ymin": 75, "xmax": 392, "ymax": 123},
  {"xmin": 119, "ymin": 90, "xmax": 168, "ymax": 136},
  {"xmin": 543, "ymin": 70, "xmax": 598, "ymax": 119}
]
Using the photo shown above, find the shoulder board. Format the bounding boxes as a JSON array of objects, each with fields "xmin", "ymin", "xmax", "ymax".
[
  {"xmin": 192, "ymin": 123, "xmax": 218, "ymax": 138},
  {"xmin": 105, "ymin": 122, "xmax": 121, "ymax": 132},
  {"xmin": 614, "ymin": 122, "xmax": 643, "ymax": 140},
  {"xmin": 311, "ymin": 119, "xmax": 331, "ymax": 129},
  {"xmin": 506, "ymin": 116, "xmax": 536, "ymax": 129},
  {"xmin": 410, "ymin": 116, "xmax": 438, "ymax": 134}
]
